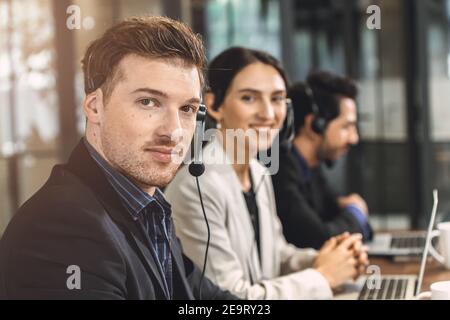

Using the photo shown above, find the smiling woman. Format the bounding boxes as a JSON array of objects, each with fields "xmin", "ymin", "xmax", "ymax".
[{"xmin": 204, "ymin": 47, "xmax": 289, "ymax": 164}]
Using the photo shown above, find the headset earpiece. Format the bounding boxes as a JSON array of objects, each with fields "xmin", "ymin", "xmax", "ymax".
[
  {"xmin": 189, "ymin": 103, "xmax": 210, "ymax": 299},
  {"xmin": 305, "ymin": 85, "xmax": 327, "ymax": 135},
  {"xmin": 280, "ymin": 98, "xmax": 295, "ymax": 149},
  {"xmin": 188, "ymin": 104, "xmax": 207, "ymax": 177},
  {"xmin": 311, "ymin": 116, "xmax": 326, "ymax": 135}
]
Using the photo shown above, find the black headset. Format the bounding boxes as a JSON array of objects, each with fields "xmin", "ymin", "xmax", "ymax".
[
  {"xmin": 278, "ymin": 98, "xmax": 295, "ymax": 149},
  {"xmin": 188, "ymin": 105, "xmax": 207, "ymax": 177},
  {"xmin": 187, "ymin": 104, "xmax": 210, "ymax": 300},
  {"xmin": 304, "ymin": 85, "xmax": 327, "ymax": 135}
]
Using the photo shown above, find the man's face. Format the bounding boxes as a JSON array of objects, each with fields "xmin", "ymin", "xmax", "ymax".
[
  {"xmin": 96, "ymin": 54, "xmax": 201, "ymax": 189},
  {"xmin": 320, "ymin": 97, "xmax": 359, "ymax": 162}
]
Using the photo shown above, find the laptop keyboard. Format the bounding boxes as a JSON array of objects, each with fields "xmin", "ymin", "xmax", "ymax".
[
  {"xmin": 390, "ymin": 236, "xmax": 425, "ymax": 249},
  {"xmin": 358, "ymin": 278, "xmax": 409, "ymax": 300}
]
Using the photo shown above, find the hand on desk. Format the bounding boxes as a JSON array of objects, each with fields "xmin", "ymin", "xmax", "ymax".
[{"xmin": 314, "ymin": 232, "xmax": 369, "ymax": 288}]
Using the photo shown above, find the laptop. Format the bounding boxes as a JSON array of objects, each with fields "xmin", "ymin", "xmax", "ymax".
[
  {"xmin": 335, "ymin": 190, "xmax": 438, "ymax": 300},
  {"xmin": 367, "ymin": 232, "xmax": 426, "ymax": 257}
]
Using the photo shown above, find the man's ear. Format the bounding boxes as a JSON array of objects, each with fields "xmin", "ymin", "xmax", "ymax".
[
  {"xmin": 205, "ymin": 92, "xmax": 223, "ymax": 123},
  {"xmin": 83, "ymin": 89, "xmax": 104, "ymax": 125}
]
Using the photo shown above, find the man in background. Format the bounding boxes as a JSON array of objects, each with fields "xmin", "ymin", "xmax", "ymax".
[{"xmin": 272, "ymin": 71, "xmax": 373, "ymax": 250}]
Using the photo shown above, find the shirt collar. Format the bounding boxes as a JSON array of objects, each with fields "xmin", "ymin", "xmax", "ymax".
[{"xmin": 83, "ymin": 138, "xmax": 171, "ymax": 220}]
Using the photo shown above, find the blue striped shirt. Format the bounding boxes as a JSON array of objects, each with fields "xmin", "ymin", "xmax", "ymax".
[{"xmin": 83, "ymin": 138, "xmax": 173, "ymax": 299}]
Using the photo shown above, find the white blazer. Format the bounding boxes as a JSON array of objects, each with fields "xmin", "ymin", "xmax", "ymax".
[{"xmin": 165, "ymin": 137, "xmax": 333, "ymax": 299}]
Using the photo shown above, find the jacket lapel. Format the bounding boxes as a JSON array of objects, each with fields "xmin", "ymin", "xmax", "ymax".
[
  {"xmin": 99, "ymin": 197, "xmax": 170, "ymax": 299},
  {"xmin": 65, "ymin": 140, "xmax": 170, "ymax": 299},
  {"xmin": 203, "ymin": 139, "xmax": 262, "ymax": 282},
  {"xmin": 169, "ymin": 230, "xmax": 194, "ymax": 300}
]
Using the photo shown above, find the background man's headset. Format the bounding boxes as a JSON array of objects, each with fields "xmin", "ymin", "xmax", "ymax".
[
  {"xmin": 257, "ymin": 84, "xmax": 326, "ymax": 151},
  {"xmin": 304, "ymin": 85, "xmax": 328, "ymax": 135},
  {"xmin": 304, "ymin": 84, "xmax": 337, "ymax": 168}
]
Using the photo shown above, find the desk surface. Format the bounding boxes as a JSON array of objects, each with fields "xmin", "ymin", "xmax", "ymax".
[{"xmin": 370, "ymin": 257, "xmax": 450, "ymax": 290}]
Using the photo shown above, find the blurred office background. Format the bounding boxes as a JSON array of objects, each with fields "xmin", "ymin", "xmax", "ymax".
[{"xmin": 1, "ymin": 0, "xmax": 450, "ymax": 234}]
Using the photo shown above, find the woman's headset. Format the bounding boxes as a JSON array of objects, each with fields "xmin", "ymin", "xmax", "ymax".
[{"xmin": 279, "ymin": 98, "xmax": 295, "ymax": 149}]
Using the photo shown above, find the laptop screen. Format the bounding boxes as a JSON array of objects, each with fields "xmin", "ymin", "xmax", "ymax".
[{"xmin": 415, "ymin": 189, "xmax": 439, "ymax": 296}]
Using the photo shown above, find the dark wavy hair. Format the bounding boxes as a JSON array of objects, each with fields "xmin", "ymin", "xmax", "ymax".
[{"xmin": 289, "ymin": 70, "xmax": 358, "ymax": 135}]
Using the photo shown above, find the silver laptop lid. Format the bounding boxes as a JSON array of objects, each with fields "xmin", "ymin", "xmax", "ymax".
[{"xmin": 415, "ymin": 189, "xmax": 439, "ymax": 296}]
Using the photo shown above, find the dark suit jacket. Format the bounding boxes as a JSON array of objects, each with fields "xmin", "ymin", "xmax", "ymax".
[
  {"xmin": 271, "ymin": 146, "xmax": 371, "ymax": 250},
  {"xmin": 0, "ymin": 141, "xmax": 237, "ymax": 300}
]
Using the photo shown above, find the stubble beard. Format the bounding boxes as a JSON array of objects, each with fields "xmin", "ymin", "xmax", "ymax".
[{"xmin": 101, "ymin": 134, "xmax": 182, "ymax": 189}]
